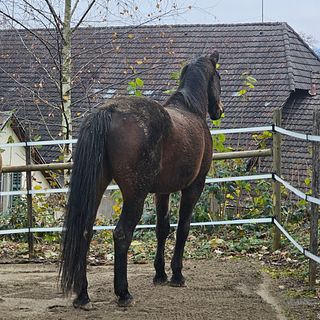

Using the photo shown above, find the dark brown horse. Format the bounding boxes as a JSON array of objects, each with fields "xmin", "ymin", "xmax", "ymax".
[{"xmin": 60, "ymin": 52, "xmax": 223, "ymax": 309}]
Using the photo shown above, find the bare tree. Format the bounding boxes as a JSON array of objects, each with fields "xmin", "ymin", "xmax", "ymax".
[{"xmin": 0, "ymin": 0, "xmax": 189, "ymax": 183}]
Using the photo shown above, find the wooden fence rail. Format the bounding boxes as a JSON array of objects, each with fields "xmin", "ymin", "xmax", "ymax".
[
  {"xmin": 1, "ymin": 149, "xmax": 272, "ymax": 173},
  {"xmin": 1, "ymin": 162, "xmax": 73, "ymax": 173}
]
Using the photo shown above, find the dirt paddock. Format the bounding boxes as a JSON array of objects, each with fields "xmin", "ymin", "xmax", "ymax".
[{"xmin": 0, "ymin": 258, "xmax": 317, "ymax": 320}]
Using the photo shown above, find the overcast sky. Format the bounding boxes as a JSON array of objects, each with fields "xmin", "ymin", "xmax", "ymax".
[
  {"xmin": 2, "ymin": 1, "xmax": 319, "ymax": 46},
  {"xmin": 161, "ymin": 0, "xmax": 320, "ymax": 46}
]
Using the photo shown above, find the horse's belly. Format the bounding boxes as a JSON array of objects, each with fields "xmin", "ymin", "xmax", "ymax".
[
  {"xmin": 150, "ymin": 178, "xmax": 195, "ymax": 193},
  {"xmin": 150, "ymin": 109, "xmax": 210, "ymax": 193},
  {"xmin": 151, "ymin": 143, "xmax": 206, "ymax": 193},
  {"xmin": 150, "ymin": 160, "xmax": 202, "ymax": 193}
]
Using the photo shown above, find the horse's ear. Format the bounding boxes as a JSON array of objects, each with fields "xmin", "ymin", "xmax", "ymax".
[{"xmin": 209, "ymin": 51, "xmax": 219, "ymax": 66}]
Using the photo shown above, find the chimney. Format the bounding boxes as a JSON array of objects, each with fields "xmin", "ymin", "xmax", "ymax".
[{"xmin": 309, "ymin": 72, "xmax": 320, "ymax": 96}]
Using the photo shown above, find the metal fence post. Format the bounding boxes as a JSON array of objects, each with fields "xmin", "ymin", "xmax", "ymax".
[
  {"xmin": 309, "ymin": 108, "xmax": 320, "ymax": 290},
  {"xmin": 25, "ymin": 137, "xmax": 34, "ymax": 258},
  {"xmin": 272, "ymin": 109, "xmax": 282, "ymax": 251}
]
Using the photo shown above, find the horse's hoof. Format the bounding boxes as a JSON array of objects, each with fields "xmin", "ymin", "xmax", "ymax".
[
  {"xmin": 73, "ymin": 298, "xmax": 93, "ymax": 310},
  {"xmin": 117, "ymin": 293, "xmax": 134, "ymax": 307},
  {"xmin": 169, "ymin": 276, "xmax": 186, "ymax": 287},
  {"xmin": 73, "ymin": 301, "xmax": 93, "ymax": 311},
  {"xmin": 153, "ymin": 274, "xmax": 168, "ymax": 285}
]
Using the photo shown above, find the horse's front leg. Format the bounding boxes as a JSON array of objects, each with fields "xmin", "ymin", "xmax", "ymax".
[
  {"xmin": 113, "ymin": 197, "xmax": 146, "ymax": 307},
  {"xmin": 170, "ymin": 178, "xmax": 205, "ymax": 287},
  {"xmin": 153, "ymin": 193, "xmax": 170, "ymax": 285}
]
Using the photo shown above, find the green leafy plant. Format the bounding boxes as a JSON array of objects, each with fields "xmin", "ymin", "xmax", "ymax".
[
  {"xmin": 127, "ymin": 77, "xmax": 144, "ymax": 96},
  {"xmin": 236, "ymin": 72, "xmax": 257, "ymax": 97},
  {"xmin": 0, "ymin": 193, "xmax": 64, "ymax": 242}
]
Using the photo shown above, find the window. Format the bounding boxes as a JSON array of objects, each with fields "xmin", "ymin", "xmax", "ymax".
[
  {"xmin": 0, "ymin": 172, "xmax": 22, "ymax": 211},
  {"xmin": 10, "ymin": 172, "xmax": 22, "ymax": 207},
  {"xmin": 11, "ymin": 172, "xmax": 22, "ymax": 191}
]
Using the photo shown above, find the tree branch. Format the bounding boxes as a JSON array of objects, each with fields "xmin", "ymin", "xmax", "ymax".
[
  {"xmin": 0, "ymin": 9, "xmax": 58, "ymax": 52},
  {"xmin": 15, "ymin": 30, "xmax": 61, "ymax": 84},
  {"xmin": 72, "ymin": 0, "xmax": 96, "ymax": 33},
  {"xmin": 70, "ymin": 61, "xmax": 167, "ymax": 107},
  {"xmin": 0, "ymin": 66, "xmax": 60, "ymax": 111},
  {"xmin": 44, "ymin": 0, "xmax": 63, "ymax": 39},
  {"xmin": 21, "ymin": 0, "xmax": 56, "ymax": 28},
  {"xmin": 71, "ymin": 0, "xmax": 80, "ymax": 17},
  {"xmin": 43, "ymin": 0, "xmax": 63, "ymax": 26}
]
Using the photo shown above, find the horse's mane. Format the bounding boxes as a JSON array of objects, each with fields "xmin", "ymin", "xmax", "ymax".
[{"xmin": 165, "ymin": 56, "xmax": 213, "ymax": 118}]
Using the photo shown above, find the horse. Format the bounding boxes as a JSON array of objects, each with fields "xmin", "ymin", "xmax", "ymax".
[{"xmin": 60, "ymin": 51, "xmax": 223, "ymax": 310}]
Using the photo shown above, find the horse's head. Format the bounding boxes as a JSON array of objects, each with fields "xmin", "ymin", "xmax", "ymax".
[
  {"xmin": 173, "ymin": 52, "xmax": 223, "ymax": 120},
  {"xmin": 207, "ymin": 51, "xmax": 224, "ymax": 120}
]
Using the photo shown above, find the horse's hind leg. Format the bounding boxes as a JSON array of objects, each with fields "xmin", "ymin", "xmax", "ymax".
[
  {"xmin": 170, "ymin": 178, "xmax": 205, "ymax": 287},
  {"xmin": 73, "ymin": 270, "xmax": 90, "ymax": 309},
  {"xmin": 113, "ymin": 194, "xmax": 147, "ymax": 307},
  {"xmin": 73, "ymin": 174, "xmax": 112, "ymax": 310},
  {"xmin": 153, "ymin": 193, "xmax": 170, "ymax": 284}
]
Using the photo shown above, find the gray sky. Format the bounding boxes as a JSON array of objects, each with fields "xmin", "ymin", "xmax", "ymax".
[
  {"xmin": 2, "ymin": 1, "xmax": 319, "ymax": 46},
  {"xmin": 161, "ymin": 0, "xmax": 320, "ymax": 46}
]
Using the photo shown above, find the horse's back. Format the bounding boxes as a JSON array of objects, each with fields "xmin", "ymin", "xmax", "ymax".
[
  {"xmin": 100, "ymin": 96, "xmax": 212, "ymax": 195},
  {"xmin": 102, "ymin": 96, "xmax": 171, "ymax": 197}
]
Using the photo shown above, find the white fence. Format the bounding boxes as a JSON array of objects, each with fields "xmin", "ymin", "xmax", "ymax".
[{"xmin": 0, "ymin": 124, "xmax": 320, "ymax": 266}]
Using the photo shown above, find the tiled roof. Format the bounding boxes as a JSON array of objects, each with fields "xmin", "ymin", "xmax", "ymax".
[
  {"xmin": 281, "ymin": 74, "xmax": 320, "ymax": 190},
  {"xmin": 0, "ymin": 22, "xmax": 319, "ymax": 188},
  {"xmin": 0, "ymin": 111, "xmax": 11, "ymax": 130}
]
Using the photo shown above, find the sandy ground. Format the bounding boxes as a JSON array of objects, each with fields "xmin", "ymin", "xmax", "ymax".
[{"xmin": 0, "ymin": 258, "xmax": 317, "ymax": 320}]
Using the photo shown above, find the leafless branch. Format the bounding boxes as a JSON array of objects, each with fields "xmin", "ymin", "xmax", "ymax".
[
  {"xmin": 71, "ymin": 61, "xmax": 167, "ymax": 107},
  {"xmin": 44, "ymin": 0, "xmax": 63, "ymax": 38},
  {"xmin": 21, "ymin": 0, "xmax": 56, "ymax": 28},
  {"xmin": 43, "ymin": 0, "xmax": 63, "ymax": 26},
  {"xmin": 71, "ymin": 47, "xmax": 114, "ymax": 82},
  {"xmin": 72, "ymin": 0, "xmax": 96, "ymax": 33},
  {"xmin": 0, "ymin": 8, "xmax": 58, "ymax": 53},
  {"xmin": 8, "ymin": 21, "xmax": 62, "ymax": 75},
  {"xmin": 15, "ymin": 31, "xmax": 61, "ymax": 87},
  {"xmin": 0, "ymin": 66, "xmax": 60, "ymax": 111},
  {"xmin": 33, "ymin": 103, "xmax": 58, "ymax": 141},
  {"xmin": 71, "ymin": 0, "xmax": 80, "ymax": 17}
]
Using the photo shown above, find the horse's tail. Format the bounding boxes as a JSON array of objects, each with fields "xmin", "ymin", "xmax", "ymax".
[{"xmin": 59, "ymin": 108, "xmax": 111, "ymax": 295}]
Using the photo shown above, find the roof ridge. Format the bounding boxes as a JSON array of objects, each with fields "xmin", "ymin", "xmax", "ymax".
[
  {"xmin": 281, "ymin": 23, "xmax": 296, "ymax": 91},
  {"xmin": 0, "ymin": 21, "xmax": 286, "ymax": 33},
  {"xmin": 83, "ymin": 21, "xmax": 286, "ymax": 33},
  {"xmin": 283, "ymin": 22, "xmax": 320, "ymax": 64},
  {"xmin": 104, "ymin": 21, "xmax": 285, "ymax": 28}
]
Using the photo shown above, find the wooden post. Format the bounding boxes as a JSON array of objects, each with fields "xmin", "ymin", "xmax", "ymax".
[
  {"xmin": 309, "ymin": 108, "xmax": 320, "ymax": 290},
  {"xmin": 272, "ymin": 109, "xmax": 282, "ymax": 251},
  {"xmin": 25, "ymin": 137, "xmax": 34, "ymax": 259}
]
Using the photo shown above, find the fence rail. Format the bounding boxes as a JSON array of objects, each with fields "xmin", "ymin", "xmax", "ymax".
[
  {"xmin": 1, "ymin": 149, "xmax": 272, "ymax": 175},
  {"xmin": 0, "ymin": 110, "xmax": 319, "ymax": 288}
]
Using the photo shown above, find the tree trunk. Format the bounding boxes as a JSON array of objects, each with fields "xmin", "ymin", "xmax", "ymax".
[{"xmin": 61, "ymin": 0, "xmax": 72, "ymax": 185}]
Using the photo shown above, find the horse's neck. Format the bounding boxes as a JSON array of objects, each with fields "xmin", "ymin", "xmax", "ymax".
[
  {"xmin": 164, "ymin": 92, "xmax": 184, "ymax": 107},
  {"xmin": 165, "ymin": 86, "xmax": 207, "ymax": 120}
]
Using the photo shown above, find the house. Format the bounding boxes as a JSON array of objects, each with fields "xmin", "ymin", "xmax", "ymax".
[
  {"xmin": 0, "ymin": 112, "xmax": 50, "ymax": 211},
  {"xmin": 0, "ymin": 22, "xmax": 319, "ymax": 200}
]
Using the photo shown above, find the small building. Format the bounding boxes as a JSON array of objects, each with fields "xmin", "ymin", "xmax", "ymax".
[{"xmin": 0, "ymin": 112, "xmax": 50, "ymax": 211}]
